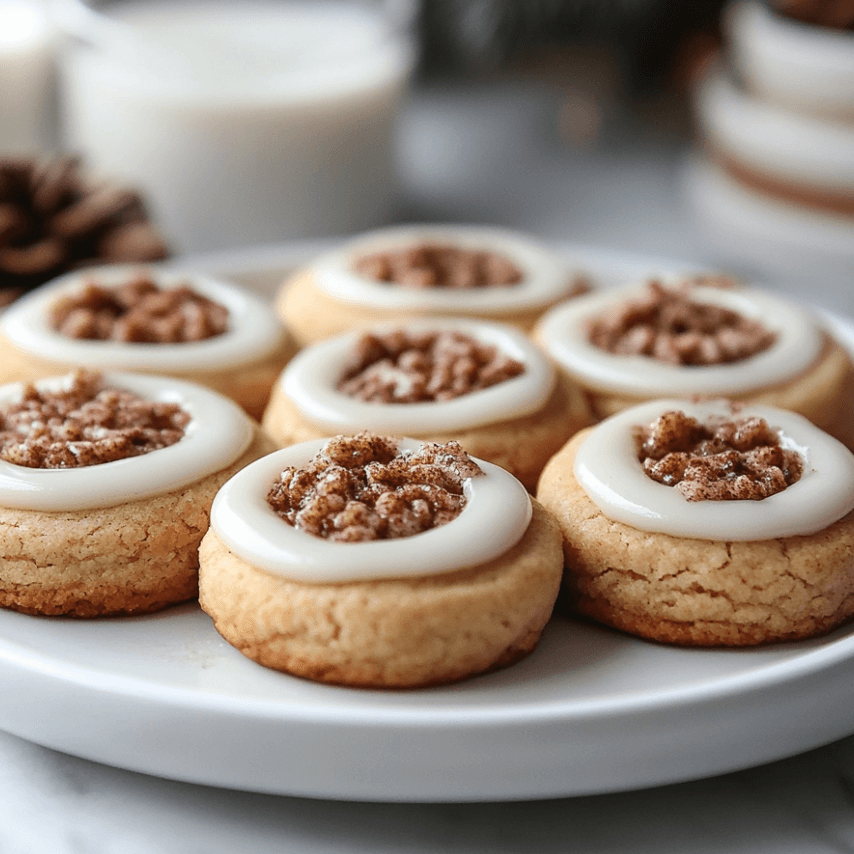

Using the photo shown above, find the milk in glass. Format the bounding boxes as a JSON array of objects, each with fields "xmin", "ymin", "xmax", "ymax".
[
  {"xmin": 0, "ymin": 0, "xmax": 55, "ymax": 154},
  {"xmin": 58, "ymin": 0, "xmax": 415, "ymax": 252}
]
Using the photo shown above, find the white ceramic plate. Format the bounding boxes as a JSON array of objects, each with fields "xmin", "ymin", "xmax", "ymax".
[
  {"xmin": 684, "ymin": 154, "xmax": 854, "ymax": 280},
  {"xmin": 1, "ymin": 242, "xmax": 853, "ymax": 803}
]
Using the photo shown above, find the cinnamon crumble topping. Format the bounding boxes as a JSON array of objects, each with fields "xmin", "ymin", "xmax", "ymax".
[
  {"xmin": 0, "ymin": 370, "xmax": 190, "ymax": 468},
  {"xmin": 352, "ymin": 243, "xmax": 523, "ymax": 289},
  {"xmin": 680, "ymin": 273, "xmax": 739, "ymax": 289},
  {"xmin": 337, "ymin": 329, "xmax": 525, "ymax": 403},
  {"xmin": 637, "ymin": 409, "xmax": 804, "ymax": 501},
  {"xmin": 266, "ymin": 434, "xmax": 484, "ymax": 541},
  {"xmin": 587, "ymin": 281, "xmax": 776, "ymax": 366},
  {"xmin": 50, "ymin": 274, "xmax": 229, "ymax": 342}
]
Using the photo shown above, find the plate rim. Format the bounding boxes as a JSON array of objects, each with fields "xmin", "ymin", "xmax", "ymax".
[{"xmin": 3, "ymin": 608, "xmax": 854, "ymax": 726}]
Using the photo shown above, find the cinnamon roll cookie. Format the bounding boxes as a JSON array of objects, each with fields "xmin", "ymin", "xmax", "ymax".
[
  {"xmin": 0, "ymin": 370, "xmax": 275, "ymax": 617},
  {"xmin": 199, "ymin": 433, "xmax": 563, "ymax": 687},
  {"xmin": 0, "ymin": 263, "xmax": 295, "ymax": 419},
  {"xmin": 537, "ymin": 398, "xmax": 854, "ymax": 646},
  {"xmin": 534, "ymin": 279, "xmax": 854, "ymax": 448},
  {"xmin": 261, "ymin": 318, "xmax": 591, "ymax": 491},
  {"xmin": 275, "ymin": 224, "xmax": 588, "ymax": 346}
]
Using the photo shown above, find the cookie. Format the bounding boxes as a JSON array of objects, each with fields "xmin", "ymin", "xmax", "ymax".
[
  {"xmin": 261, "ymin": 318, "xmax": 592, "ymax": 491},
  {"xmin": 0, "ymin": 370, "xmax": 276, "ymax": 617},
  {"xmin": 199, "ymin": 434, "xmax": 564, "ymax": 687},
  {"xmin": 0, "ymin": 263, "xmax": 295, "ymax": 420},
  {"xmin": 534, "ymin": 279, "xmax": 854, "ymax": 449},
  {"xmin": 275, "ymin": 223, "xmax": 588, "ymax": 347},
  {"xmin": 537, "ymin": 399, "xmax": 854, "ymax": 646}
]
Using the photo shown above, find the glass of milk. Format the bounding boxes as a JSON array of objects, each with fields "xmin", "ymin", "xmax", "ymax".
[
  {"xmin": 0, "ymin": 0, "xmax": 56, "ymax": 155},
  {"xmin": 51, "ymin": 0, "xmax": 417, "ymax": 253}
]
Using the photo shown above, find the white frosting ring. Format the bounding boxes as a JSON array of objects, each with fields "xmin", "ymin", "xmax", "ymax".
[
  {"xmin": 728, "ymin": 0, "xmax": 854, "ymax": 120},
  {"xmin": 210, "ymin": 437, "xmax": 533, "ymax": 583},
  {"xmin": 281, "ymin": 319, "xmax": 557, "ymax": 433},
  {"xmin": 535, "ymin": 282, "xmax": 823, "ymax": 396},
  {"xmin": 309, "ymin": 223, "xmax": 575, "ymax": 314},
  {"xmin": 575, "ymin": 399, "xmax": 854, "ymax": 541},
  {"xmin": 696, "ymin": 69, "xmax": 854, "ymax": 193},
  {"xmin": 0, "ymin": 372, "xmax": 253, "ymax": 511},
  {"xmin": 0, "ymin": 263, "xmax": 289, "ymax": 371}
]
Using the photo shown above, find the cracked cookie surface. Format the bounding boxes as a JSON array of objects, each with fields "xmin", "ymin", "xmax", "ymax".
[{"xmin": 537, "ymin": 429, "xmax": 854, "ymax": 646}]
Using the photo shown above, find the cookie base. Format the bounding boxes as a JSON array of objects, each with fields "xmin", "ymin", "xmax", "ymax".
[
  {"xmin": 0, "ymin": 334, "xmax": 296, "ymax": 422},
  {"xmin": 0, "ymin": 425, "xmax": 277, "ymax": 618},
  {"xmin": 198, "ymin": 500, "xmax": 564, "ymax": 687},
  {"xmin": 261, "ymin": 376, "xmax": 591, "ymax": 493},
  {"xmin": 276, "ymin": 271, "xmax": 556, "ymax": 348},
  {"xmin": 537, "ymin": 430, "xmax": 854, "ymax": 646},
  {"xmin": 559, "ymin": 334, "xmax": 854, "ymax": 451}
]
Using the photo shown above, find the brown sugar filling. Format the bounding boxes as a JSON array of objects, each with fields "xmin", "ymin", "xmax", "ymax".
[
  {"xmin": 680, "ymin": 272, "xmax": 740, "ymax": 290},
  {"xmin": 637, "ymin": 409, "xmax": 804, "ymax": 501},
  {"xmin": 266, "ymin": 433, "xmax": 484, "ymax": 542},
  {"xmin": 586, "ymin": 281, "xmax": 777, "ymax": 366},
  {"xmin": 0, "ymin": 370, "xmax": 190, "ymax": 468},
  {"xmin": 352, "ymin": 242, "xmax": 523, "ymax": 289},
  {"xmin": 337, "ymin": 329, "xmax": 525, "ymax": 403},
  {"xmin": 50, "ymin": 274, "xmax": 229, "ymax": 342}
]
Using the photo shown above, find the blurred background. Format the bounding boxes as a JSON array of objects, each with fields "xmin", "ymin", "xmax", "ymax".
[{"xmin": 1, "ymin": 0, "xmax": 852, "ymax": 307}]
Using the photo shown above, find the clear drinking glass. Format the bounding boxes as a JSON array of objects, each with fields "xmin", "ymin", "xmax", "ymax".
[
  {"xmin": 52, "ymin": 0, "xmax": 418, "ymax": 253},
  {"xmin": 0, "ymin": 0, "xmax": 56, "ymax": 155}
]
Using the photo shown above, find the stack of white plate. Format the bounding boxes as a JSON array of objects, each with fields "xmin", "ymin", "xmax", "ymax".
[{"xmin": 686, "ymin": 1, "xmax": 854, "ymax": 278}]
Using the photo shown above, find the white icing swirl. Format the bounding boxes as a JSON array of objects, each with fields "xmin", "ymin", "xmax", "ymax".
[
  {"xmin": 574, "ymin": 399, "xmax": 854, "ymax": 541},
  {"xmin": 535, "ymin": 282, "xmax": 823, "ymax": 396},
  {"xmin": 210, "ymin": 437, "xmax": 533, "ymax": 582},
  {"xmin": 0, "ymin": 372, "xmax": 253, "ymax": 511},
  {"xmin": 0, "ymin": 263, "xmax": 289, "ymax": 371},
  {"xmin": 310, "ymin": 223, "xmax": 576, "ymax": 314},
  {"xmin": 281, "ymin": 319, "xmax": 556, "ymax": 433}
]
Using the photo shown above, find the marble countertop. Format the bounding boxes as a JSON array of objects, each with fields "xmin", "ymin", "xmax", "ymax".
[
  {"xmin": 4, "ymin": 726, "xmax": 854, "ymax": 854},
  {"xmin": 1, "ymin": 78, "xmax": 853, "ymax": 853}
]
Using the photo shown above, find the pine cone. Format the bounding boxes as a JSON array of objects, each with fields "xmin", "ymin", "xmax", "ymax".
[{"xmin": 0, "ymin": 156, "xmax": 171, "ymax": 306}]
